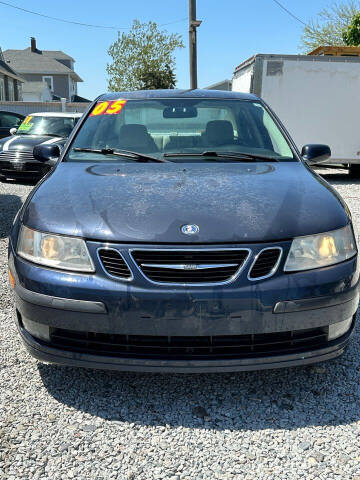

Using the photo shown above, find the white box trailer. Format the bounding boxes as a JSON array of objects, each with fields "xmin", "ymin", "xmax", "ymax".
[{"xmin": 232, "ymin": 54, "xmax": 360, "ymax": 175}]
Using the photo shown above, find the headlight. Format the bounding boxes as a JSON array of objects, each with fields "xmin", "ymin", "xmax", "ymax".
[
  {"xmin": 17, "ymin": 226, "xmax": 95, "ymax": 273},
  {"xmin": 284, "ymin": 224, "xmax": 357, "ymax": 272}
]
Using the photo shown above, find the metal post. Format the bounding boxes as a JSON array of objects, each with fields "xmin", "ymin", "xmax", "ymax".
[{"xmin": 189, "ymin": 0, "xmax": 201, "ymax": 89}]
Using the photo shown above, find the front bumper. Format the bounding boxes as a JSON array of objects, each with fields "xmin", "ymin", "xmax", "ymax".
[
  {"xmin": 17, "ymin": 315, "xmax": 354, "ymax": 372},
  {"xmin": 9, "ymin": 239, "xmax": 360, "ymax": 372},
  {"xmin": 0, "ymin": 160, "xmax": 48, "ymax": 179}
]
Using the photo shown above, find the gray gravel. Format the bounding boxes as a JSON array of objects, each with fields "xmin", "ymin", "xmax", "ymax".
[{"xmin": 1, "ymin": 169, "xmax": 360, "ymax": 480}]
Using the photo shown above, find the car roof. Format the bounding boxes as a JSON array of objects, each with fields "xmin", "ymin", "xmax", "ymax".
[
  {"xmin": 29, "ymin": 112, "xmax": 83, "ymax": 118},
  {"xmin": 98, "ymin": 89, "xmax": 259, "ymax": 102},
  {"xmin": 0, "ymin": 110, "xmax": 24, "ymax": 116}
]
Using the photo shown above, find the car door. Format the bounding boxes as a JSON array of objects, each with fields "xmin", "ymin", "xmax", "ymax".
[{"xmin": 0, "ymin": 111, "xmax": 25, "ymax": 139}]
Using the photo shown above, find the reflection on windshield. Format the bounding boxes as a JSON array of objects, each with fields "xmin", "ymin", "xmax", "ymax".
[
  {"xmin": 67, "ymin": 98, "xmax": 295, "ymax": 163},
  {"xmin": 17, "ymin": 116, "xmax": 77, "ymax": 137}
]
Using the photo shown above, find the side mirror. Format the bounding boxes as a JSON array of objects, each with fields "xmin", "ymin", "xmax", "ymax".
[
  {"xmin": 10, "ymin": 128, "xmax": 17, "ymax": 135},
  {"xmin": 33, "ymin": 144, "xmax": 61, "ymax": 166},
  {"xmin": 301, "ymin": 144, "xmax": 331, "ymax": 165}
]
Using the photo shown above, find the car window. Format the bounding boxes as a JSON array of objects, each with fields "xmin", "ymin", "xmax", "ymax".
[
  {"xmin": 66, "ymin": 99, "xmax": 295, "ymax": 162},
  {"xmin": 0, "ymin": 112, "xmax": 23, "ymax": 128},
  {"xmin": 17, "ymin": 116, "xmax": 77, "ymax": 136}
]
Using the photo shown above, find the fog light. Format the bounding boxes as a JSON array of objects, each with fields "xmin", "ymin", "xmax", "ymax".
[
  {"xmin": 8, "ymin": 269, "xmax": 15, "ymax": 289},
  {"xmin": 328, "ymin": 317, "xmax": 353, "ymax": 340}
]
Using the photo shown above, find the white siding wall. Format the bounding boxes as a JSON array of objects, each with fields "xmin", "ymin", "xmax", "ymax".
[{"xmin": 232, "ymin": 64, "xmax": 253, "ymax": 93}]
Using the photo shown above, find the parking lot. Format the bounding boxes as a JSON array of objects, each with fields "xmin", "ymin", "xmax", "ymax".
[{"xmin": 1, "ymin": 168, "xmax": 360, "ymax": 480}]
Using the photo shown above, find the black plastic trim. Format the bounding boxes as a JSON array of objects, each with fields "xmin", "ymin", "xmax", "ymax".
[
  {"xmin": 15, "ymin": 283, "xmax": 106, "ymax": 314},
  {"xmin": 273, "ymin": 290, "xmax": 357, "ymax": 314}
]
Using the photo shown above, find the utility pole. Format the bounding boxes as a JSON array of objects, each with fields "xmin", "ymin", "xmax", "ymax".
[{"xmin": 189, "ymin": 0, "xmax": 201, "ymax": 89}]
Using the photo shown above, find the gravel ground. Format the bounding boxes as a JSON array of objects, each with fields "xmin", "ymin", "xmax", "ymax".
[{"xmin": 1, "ymin": 168, "xmax": 360, "ymax": 480}]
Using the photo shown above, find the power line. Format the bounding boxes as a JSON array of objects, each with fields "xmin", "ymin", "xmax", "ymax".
[
  {"xmin": 271, "ymin": 0, "xmax": 308, "ymax": 27},
  {"xmin": 0, "ymin": 0, "xmax": 187, "ymax": 30},
  {"xmin": 161, "ymin": 17, "xmax": 188, "ymax": 27}
]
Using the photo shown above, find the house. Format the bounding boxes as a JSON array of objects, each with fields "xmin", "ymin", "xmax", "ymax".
[
  {"xmin": 307, "ymin": 45, "xmax": 360, "ymax": 56},
  {"xmin": 0, "ymin": 48, "xmax": 24, "ymax": 101},
  {"xmin": 204, "ymin": 79, "xmax": 232, "ymax": 91},
  {"xmin": 3, "ymin": 37, "xmax": 83, "ymax": 101}
]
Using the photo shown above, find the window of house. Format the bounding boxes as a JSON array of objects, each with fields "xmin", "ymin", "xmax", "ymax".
[
  {"xmin": 70, "ymin": 78, "xmax": 77, "ymax": 94},
  {"xmin": 8, "ymin": 79, "xmax": 15, "ymax": 101},
  {"xmin": 42, "ymin": 76, "xmax": 54, "ymax": 92},
  {"xmin": 17, "ymin": 82, "xmax": 22, "ymax": 101},
  {"xmin": 0, "ymin": 78, "xmax": 5, "ymax": 100}
]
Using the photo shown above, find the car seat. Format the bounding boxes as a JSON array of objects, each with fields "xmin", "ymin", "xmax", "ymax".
[{"xmin": 118, "ymin": 124, "xmax": 159, "ymax": 153}]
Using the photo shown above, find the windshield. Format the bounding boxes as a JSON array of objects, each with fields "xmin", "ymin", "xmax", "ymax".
[
  {"xmin": 66, "ymin": 98, "xmax": 295, "ymax": 162},
  {"xmin": 17, "ymin": 115, "xmax": 78, "ymax": 137}
]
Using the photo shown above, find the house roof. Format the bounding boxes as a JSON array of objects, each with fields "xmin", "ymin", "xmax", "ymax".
[
  {"xmin": 308, "ymin": 45, "xmax": 360, "ymax": 56},
  {"xmin": 0, "ymin": 58, "xmax": 25, "ymax": 83},
  {"xmin": 204, "ymin": 79, "xmax": 232, "ymax": 90},
  {"xmin": 3, "ymin": 48, "xmax": 82, "ymax": 81},
  {"xmin": 42, "ymin": 50, "xmax": 75, "ymax": 62},
  {"xmin": 71, "ymin": 94, "xmax": 91, "ymax": 103}
]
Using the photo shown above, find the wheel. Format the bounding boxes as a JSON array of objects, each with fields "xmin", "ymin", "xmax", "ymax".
[{"xmin": 349, "ymin": 164, "xmax": 360, "ymax": 178}]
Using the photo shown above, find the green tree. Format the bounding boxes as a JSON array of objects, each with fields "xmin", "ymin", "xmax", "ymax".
[
  {"xmin": 107, "ymin": 20, "xmax": 184, "ymax": 91},
  {"xmin": 138, "ymin": 64, "xmax": 176, "ymax": 90},
  {"xmin": 343, "ymin": 12, "xmax": 360, "ymax": 45},
  {"xmin": 300, "ymin": 1, "xmax": 360, "ymax": 52}
]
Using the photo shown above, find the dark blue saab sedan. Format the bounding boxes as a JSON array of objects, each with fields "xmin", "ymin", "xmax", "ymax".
[{"xmin": 8, "ymin": 90, "xmax": 359, "ymax": 372}]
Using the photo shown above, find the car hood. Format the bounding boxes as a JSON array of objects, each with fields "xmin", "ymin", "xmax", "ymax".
[
  {"xmin": 23, "ymin": 161, "xmax": 349, "ymax": 243},
  {"xmin": 0, "ymin": 134, "xmax": 64, "ymax": 151}
]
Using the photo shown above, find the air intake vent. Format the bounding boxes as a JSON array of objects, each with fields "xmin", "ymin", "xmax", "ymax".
[
  {"xmin": 131, "ymin": 249, "xmax": 250, "ymax": 284},
  {"xmin": 98, "ymin": 249, "xmax": 132, "ymax": 279},
  {"xmin": 49, "ymin": 327, "xmax": 328, "ymax": 359},
  {"xmin": 248, "ymin": 248, "xmax": 282, "ymax": 280}
]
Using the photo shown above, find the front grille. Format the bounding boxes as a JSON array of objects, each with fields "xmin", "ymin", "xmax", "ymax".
[
  {"xmin": 249, "ymin": 248, "xmax": 282, "ymax": 279},
  {"xmin": 49, "ymin": 327, "xmax": 329, "ymax": 359},
  {"xmin": 0, "ymin": 150, "xmax": 45, "ymax": 175},
  {"xmin": 0, "ymin": 150, "xmax": 34, "ymax": 162},
  {"xmin": 98, "ymin": 249, "xmax": 132, "ymax": 279},
  {"xmin": 131, "ymin": 249, "xmax": 250, "ymax": 284}
]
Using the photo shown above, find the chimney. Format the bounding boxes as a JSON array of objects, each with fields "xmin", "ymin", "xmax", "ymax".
[{"xmin": 31, "ymin": 37, "xmax": 37, "ymax": 52}]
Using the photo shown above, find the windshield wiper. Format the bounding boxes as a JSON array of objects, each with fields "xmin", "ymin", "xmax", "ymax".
[
  {"xmin": 72, "ymin": 147, "xmax": 168, "ymax": 163},
  {"xmin": 163, "ymin": 151, "xmax": 280, "ymax": 162}
]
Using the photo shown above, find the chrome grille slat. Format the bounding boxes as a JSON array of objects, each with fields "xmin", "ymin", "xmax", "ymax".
[
  {"xmin": 131, "ymin": 248, "xmax": 250, "ymax": 285},
  {"xmin": 0, "ymin": 150, "xmax": 34, "ymax": 161}
]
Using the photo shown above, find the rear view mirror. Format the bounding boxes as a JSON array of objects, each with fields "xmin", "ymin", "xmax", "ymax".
[
  {"xmin": 302, "ymin": 144, "xmax": 331, "ymax": 165},
  {"xmin": 33, "ymin": 144, "xmax": 61, "ymax": 166},
  {"xmin": 10, "ymin": 128, "xmax": 17, "ymax": 135},
  {"xmin": 163, "ymin": 106, "xmax": 198, "ymax": 118}
]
